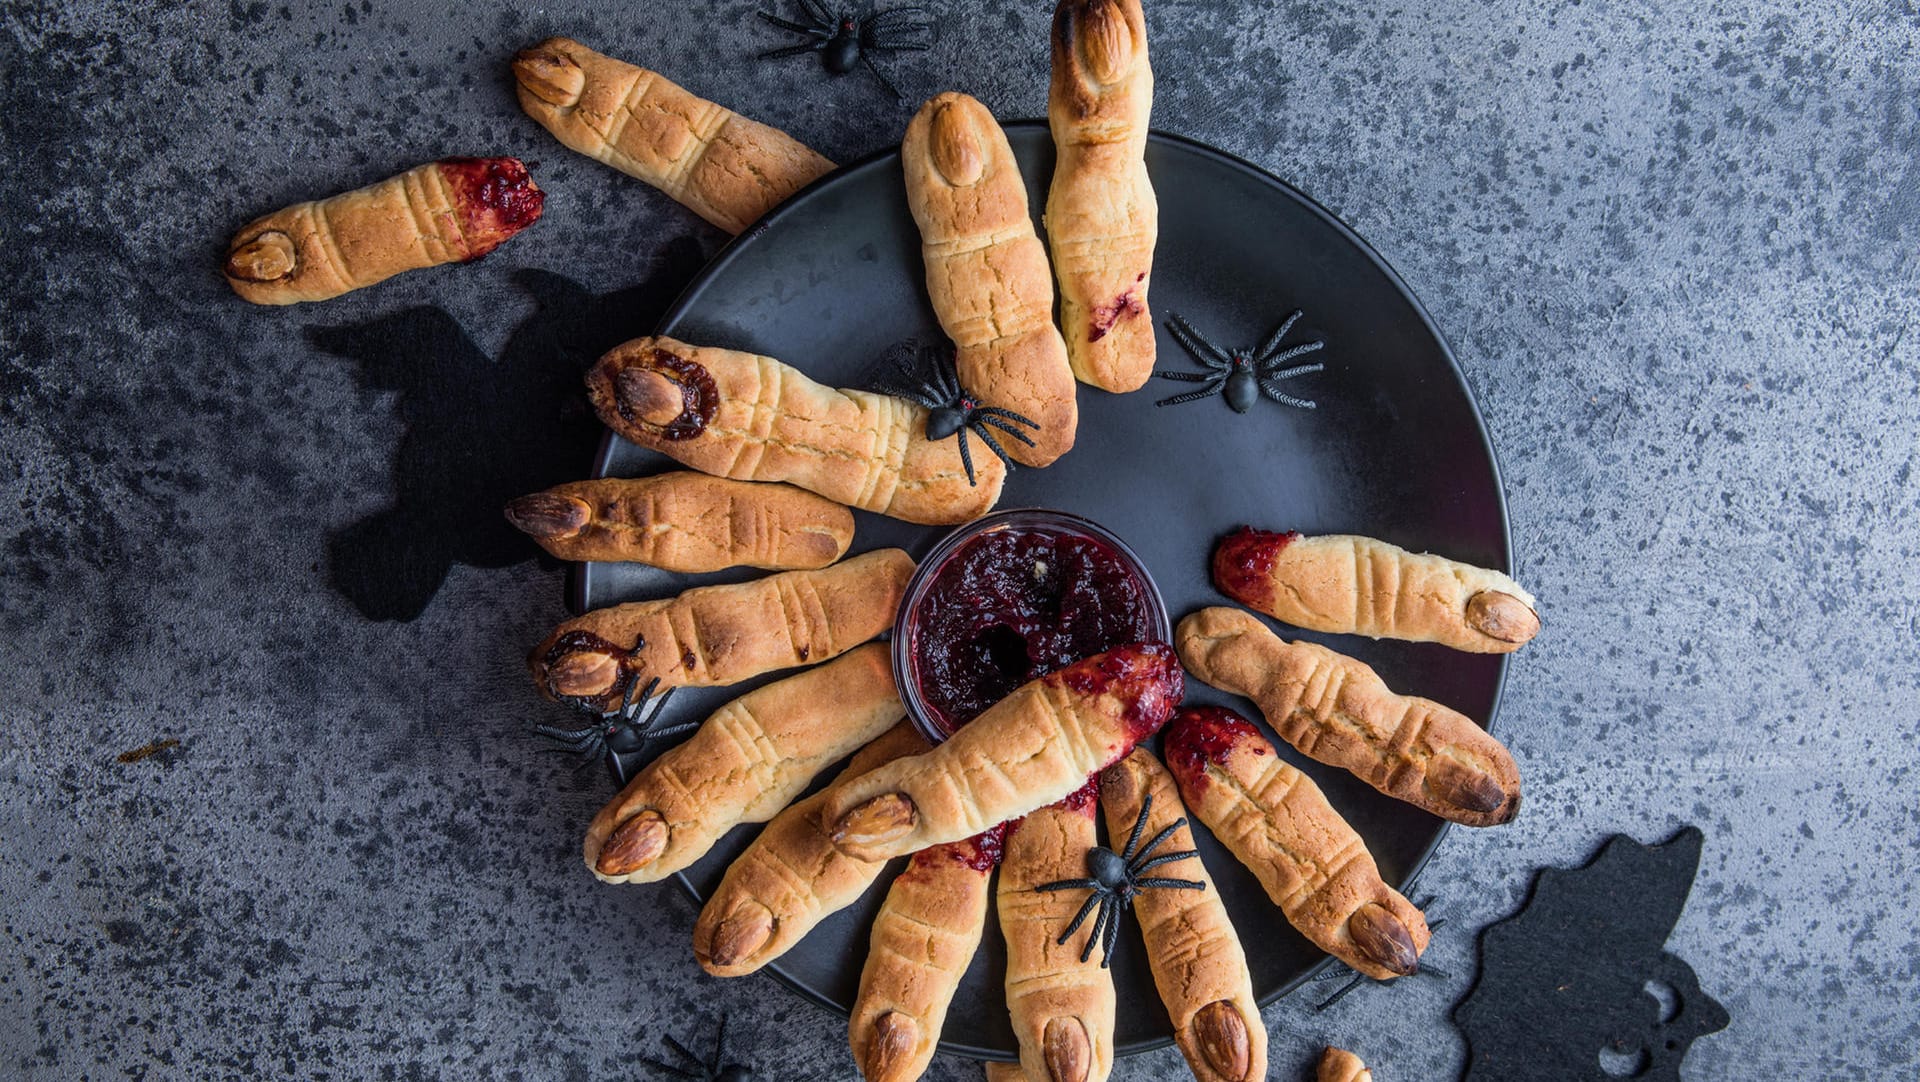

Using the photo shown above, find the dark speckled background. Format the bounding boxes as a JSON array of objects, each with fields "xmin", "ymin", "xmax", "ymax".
[{"xmin": 3, "ymin": 1, "xmax": 1917, "ymax": 1079}]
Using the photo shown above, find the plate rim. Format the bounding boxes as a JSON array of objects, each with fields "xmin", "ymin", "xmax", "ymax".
[{"xmin": 573, "ymin": 121, "xmax": 1514, "ymax": 1062}]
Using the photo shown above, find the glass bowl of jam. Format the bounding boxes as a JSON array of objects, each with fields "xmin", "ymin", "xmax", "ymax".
[{"xmin": 893, "ymin": 508, "xmax": 1172, "ymax": 745}]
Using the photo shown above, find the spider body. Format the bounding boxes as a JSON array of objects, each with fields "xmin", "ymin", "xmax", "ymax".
[
  {"xmin": 875, "ymin": 342, "xmax": 1039, "ymax": 486},
  {"xmin": 1035, "ymin": 794, "xmax": 1205, "ymax": 968},
  {"xmin": 759, "ymin": 1, "xmax": 933, "ymax": 99},
  {"xmin": 1155, "ymin": 310, "xmax": 1327, "ymax": 413},
  {"xmin": 531, "ymin": 675, "xmax": 697, "ymax": 786}
]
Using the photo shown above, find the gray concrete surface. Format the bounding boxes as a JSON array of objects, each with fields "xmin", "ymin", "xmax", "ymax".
[{"xmin": 3, "ymin": 0, "xmax": 1917, "ymax": 1078}]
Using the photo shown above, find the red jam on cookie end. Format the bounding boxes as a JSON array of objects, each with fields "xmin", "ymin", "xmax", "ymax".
[
  {"xmin": 1056, "ymin": 778, "xmax": 1100, "ymax": 814},
  {"xmin": 1088, "ymin": 276, "xmax": 1147, "ymax": 342},
  {"xmin": 912, "ymin": 526, "xmax": 1161, "ymax": 735},
  {"xmin": 442, "ymin": 156, "xmax": 545, "ymax": 258},
  {"xmin": 1211, "ymin": 526, "xmax": 1299, "ymax": 603},
  {"xmin": 911, "ymin": 822, "xmax": 1008, "ymax": 875},
  {"xmin": 1164, "ymin": 705, "xmax": 1266, "ymax": 790},
  {"xmin": 1051, "ymin": 642, "xmax": 1184, "ymax": 744}
]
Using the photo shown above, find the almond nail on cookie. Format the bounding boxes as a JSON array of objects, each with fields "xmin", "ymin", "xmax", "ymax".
[{"xmin": 692, "ymin": 723, "xmax": 929, "ymax": 976}]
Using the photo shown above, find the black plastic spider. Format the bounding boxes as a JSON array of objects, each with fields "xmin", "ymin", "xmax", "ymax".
[
  {"xmin": 758, "ymin": 1, "xmax": 933, "ymax": 100},
  {"xmin": 1311, "ymin": 894, "xmax": 1452, "ymax": 1011},
  {"xmin": 1035, "ymin": 795, "xmax": 1205, "ymax": 968},
  {"xmin": 640, "ymin": 1015, "xmax": 754, "ymax": 1081},
  {"xmin": 1155, "ymin": 310, "xmax": 1327, "ymax": 413},
  {"xmin": 531, "ymin": 676, "xmax": 697, "ymax": 787},
  {"xmin": 874, "ymin": 342, "xmax": 1038, "ymax": 487}
]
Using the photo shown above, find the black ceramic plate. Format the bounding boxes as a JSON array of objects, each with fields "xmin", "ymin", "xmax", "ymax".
[{"xmin": 577, "ymin": 123, "xmax": 1511, "ymax": 1060}]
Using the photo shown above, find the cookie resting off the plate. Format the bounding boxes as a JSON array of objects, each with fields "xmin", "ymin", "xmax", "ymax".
[
  {"xmin": 513, "ymin": 36, "xmax": 832, "ymax": 234},
  {"xmin": 223, "ymin": 157, "xmax": 542, "ymax": 305}
]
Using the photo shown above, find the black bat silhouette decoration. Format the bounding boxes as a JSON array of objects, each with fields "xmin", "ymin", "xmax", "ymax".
[{"xmin": 1453, "ymin": 827, "xmax": 1729, "ymax": 1081}]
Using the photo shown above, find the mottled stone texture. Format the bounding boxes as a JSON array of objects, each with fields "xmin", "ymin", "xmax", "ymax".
[{"xmin": 2, "ymin": 0, "xmax": 1916, "ymax": 1079}]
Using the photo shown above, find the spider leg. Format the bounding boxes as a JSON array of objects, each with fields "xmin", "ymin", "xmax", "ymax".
[
  {"xmin": 760, "ymin": 40, "xmax": 830, "ymax": 59},
  {"xmin": 1151, "ymin": 369, "xmax": 1219, "ymax": 382},
  {"xmin": 1119, "ymin": 796, "xmax": 1154, "ymax": 859},
  {"xmin": 1258, "ymin": 360, "xmax": 1326, "ymax": 384},
  {"xmin": 1131, "ymin": 849, "xmax": 1201, "ymax": 876},
  {"xmin": 1314, "ymin": 971, "xmax": 1370, "ymax": 1012},
  {"xmin": 531, "ymin": 722, "xmax": 601, "ymax": 742},
  {"xmin": 1416, "ymin": 961, "xmax": 1452, "ymax": 980},
  {"xmin": 864, "ymin": 35, "xmax": 933, "ymax": 54},
  {"xmin": 1254, "ymin": 309, "xmax": 1306, "ymax": 360},
  {"xmin": 860, "ymin": 52, "xmax": 906, "ymax": 100},
  {"xmin": 1156, "ymin": 380, "xmax": 1227, "ymax": 407},
  {"xmin": 1034, "ymin": 877, "xmax": 1101, "ymax": 893},
  {"xmin": 798, "ymin": 0, "xmax": 835, "ymax": 28},
  {"xmin": 621, "ymin": 675, "xmax": 662, "ymax": 717},
  {"xmin": 1258, "ymin": 384, "xmax": 1318, "ymax": 410},
  {"xmin": 971, "ymin": 423, "xmax": 1018, "ymax": 469},
  {"xmin": 1131, "ymin": 876, "xmax": 1205, "ymax": 891},
  {"xmin": 1052, "ymin": 890, "xmax": 1105, "ymax": 948},
  {"xmin": 1077, "ymin": 901, "xmax": 1110, "ymax": 964},
  {"xmin": 647, "ymin": 718, "xmax": 703, "ymax": 740},
  {"xmin": 970, "ymin": 405, "xmax": 1039, "ymax": 430},
  {"xmin": 1165, "ymin": 313, "xmax": 1234, "ymax": 367},
  {"xmin": 974, "ymin": 413, "xmax": 1038, "ymax": 448},
  {"xmin": 637, "ymin": 684, "xmax": 676, "ymax": 731},
  {"xmin": 1099, "ymin": 899, "xmax": 1122, "ymax": 968},
  {"xmin": 663, "ymin": 1034, "xmax": 701, "ymax": 1067},
  {"xmin": 757, "ymin": 12, "xmax": 824, "ymax": 35},
  {"xmin": 1132, "ymin": 818, "xmax": 1185, "ymax": 862},
  {"xmin": 1263, "ymin": 339, "xmax": 1326, "ymax": 366},
  {"xmin": 711, "ymin": 1015, "xmax": 727, "ymax": 1074},
  {"xmin": 955, "ymin": 426, "xmax": 977, "ymax": 486}
]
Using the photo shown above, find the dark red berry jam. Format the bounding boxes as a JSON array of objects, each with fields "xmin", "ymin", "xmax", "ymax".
[
  {"xmin": 1211, "ymin": 526, "xmax": 1298, "ymax": 603},
  {"xmin": 441, "ymin": 156, "xmax": 544, "ymax": 258},
  {"xmin": 911, "ymin": 525, "xmax": 1162, "ymax": 736},
  {"xmin": 1164, "ymin": 705, "xmax": 1267, "ymax": 792}
]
